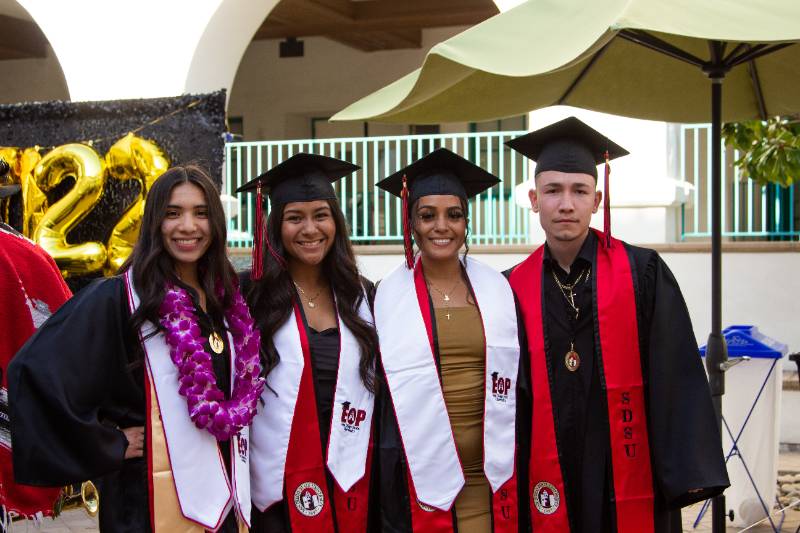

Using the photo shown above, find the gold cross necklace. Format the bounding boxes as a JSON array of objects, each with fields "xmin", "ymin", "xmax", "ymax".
[
  {"xmin": 551, "ymin": 267, "xmax": 590, "ymax": 372},
  {"xmin": 427, "ymin": 278, "xmax": 461, "ymax": 320}
]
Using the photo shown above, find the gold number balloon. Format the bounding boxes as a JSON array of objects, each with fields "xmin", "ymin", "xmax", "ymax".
[
  {"xmin": 0, "ymin": 147, "xmax": 20, "ymax": 224},
  {"xmin": 20, "ymin": 148, "xmax": 45, "ymax": 237},
  {"xmin": 33, "ymin": 144, "xmax": 107, "ymax": 275},
  {"xmin": 0, "ymin": 148, "xmax": 45, "ymax": 232},
  {"xmin": 103, "ymin": 133, "xmax": 169, "ymax": 275}
]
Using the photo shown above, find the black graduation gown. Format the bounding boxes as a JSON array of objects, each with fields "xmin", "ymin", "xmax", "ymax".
[
  {"xmin": 7, "ymin": 276, "xmax": 239, "ymax": 532},
  {"xmin": 245, "ymin": 273, "xmax": 379, "ymax": 533},
  {"xmin": 374, "ymin": 276, "xmax": 532, "ymax": 533},
  {"xmin": 505, "ymin": 233, "xmax": 729, "ymax": 533}
]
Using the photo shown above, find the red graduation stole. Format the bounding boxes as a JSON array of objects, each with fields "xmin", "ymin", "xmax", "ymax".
[
  {"xmin": 265, "ymin": 304, "xmax": 372, "ymax": 533},
  {"xmin": 0, "ymin": 227, "xmax": 68, "ymax": 519},
  {"xmin": 508, "ymin": 231, "xmax": 654, "ymax": 533}
]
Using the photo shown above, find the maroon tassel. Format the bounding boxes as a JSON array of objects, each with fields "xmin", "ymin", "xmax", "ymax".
[
  {"xmin": 265, "ymin": 229, "xmax": 287, "ymax": 270},
  {"xmin": 251, "ymin": 183, "xmax": 265, "ymax": 280},
  {"xmin": 401, "ymin": 175, "xmax": 414, "ymax": 269},
  {"xmin": 603, "ymin": 150, "xmax": 612, "ymax": 249}
]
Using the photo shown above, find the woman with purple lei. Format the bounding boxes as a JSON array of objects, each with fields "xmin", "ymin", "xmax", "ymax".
[
  {"xmin": 9, "ymin": 166, "xmax": 263, "ymax": 532},
  {"xmin": 238, "ymin": 153, "xmax": 379, "ymax": 533}
]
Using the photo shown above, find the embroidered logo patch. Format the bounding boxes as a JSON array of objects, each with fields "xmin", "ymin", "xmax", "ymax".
[
  {"xmin": 294, "ymin": 482, "xmax": 325, "ymax": 517},
  {"xmin": 491, "ymin": 371, "xmax": 512, "ymax": 402},
  {"xmin": 237, "ymin": 435, "xmax": 248, "ymax": 462},
  {"xmin": 418, "ymin": 500, "xmax": 436, "ymax": 513},
  {"xmin": 339, "ymin": 400, "xmax": 367, "ymax": 433},
  {"xmin": 533, "ymin": 481, "xmax": 560, "ymax": 515}
]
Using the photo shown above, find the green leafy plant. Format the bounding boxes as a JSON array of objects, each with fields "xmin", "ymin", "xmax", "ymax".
[{"xmin": 722, "ymin": 116, "xmax": 800, "ymax": 187}]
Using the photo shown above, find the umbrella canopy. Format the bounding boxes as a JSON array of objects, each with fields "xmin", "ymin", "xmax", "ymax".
[
  {"xmin": 332, "ymin": 4, "xmax": 800, "ymax": 531},
  {"xmin": 332, "ymin": 0, "xmax": 800, "ymax": 124}
]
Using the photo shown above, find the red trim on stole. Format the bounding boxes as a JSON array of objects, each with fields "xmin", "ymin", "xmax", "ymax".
[
  {"xmin": 144, "ymin": 369, "xmax": 156, "ymax": 533},
  {"xmin": 331, "ymin": 440, "xmax": 373, "ymax": 533},
  {"xmin": 284, "ymin": 302, "xmax": 371, "ymax": 533},
  {"xmin": 508, "ymin": 247, "xmax": 570, "ymax": 532},
  {"xmin": 284, "ymin": 303, "xmax": 336, "ymax": 533},
  {"xmin": 403, "ymin": 261, "xmax": 519, "ymax": 532},
  {"xmin": 492, "ymin": 477, "xmax": 519, "ymax": 533},
  {"xmin": 595, "ymin": 232, "xmax": 654, "ymax": 533},
  {"xmin": 402, "ymin": 264, "xmax": 458, "ymax": 532},
  {"xmin": 327, "ymin": 314, "xmax": 373, "ymax": 533},
  {"xmin": 508, "ymin": 232, "xmax": 655, "ymax": 532},
  {"xmin": 470, "ymin": 270, "xmax": 518, "ymax": 533}
]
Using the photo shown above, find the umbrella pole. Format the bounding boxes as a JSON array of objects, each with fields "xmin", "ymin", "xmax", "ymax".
[{"xmin": 706, "ymin": 75, "xmax": 729, "ymax": 533}]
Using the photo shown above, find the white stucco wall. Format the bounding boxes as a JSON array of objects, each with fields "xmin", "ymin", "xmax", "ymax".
[
  {"xmin": 0, "ymin": 45, "xmax": 68, "ymax": 104},
  {"xmin": 227, "ymin": 27, "xmax": 469, "ymax": 141}
]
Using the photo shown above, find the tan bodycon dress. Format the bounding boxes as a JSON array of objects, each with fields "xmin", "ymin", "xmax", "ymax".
[{"xmin": 435, "ymin": 304, "xmax": 491, "ymax": 533}]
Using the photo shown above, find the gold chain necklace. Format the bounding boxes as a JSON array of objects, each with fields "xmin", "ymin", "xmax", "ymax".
[
  {"xmin": 551, "ymin": 266, "xmax": 590, "ymax": 372},
  {"xmin": 551, "ymin": 267, "xmax": 590, "ymax": 320},
  {"xmin": 294, "ymin": 282, "xmax": 324, "ymax": 309},
  {"xmin": 427, "ymin": 278, "xmax": 462, "ymax": 320}
]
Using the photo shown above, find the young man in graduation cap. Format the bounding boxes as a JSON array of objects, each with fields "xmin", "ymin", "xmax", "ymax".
[
  {"xmin": 372, "ymin": 148, "xmax": 529, "ymax": 533},
  {"xmin": 504, "ymin": 117, "xmax": 729, "ymax": 533},
  {"xmin": 237, "ymin": 153, "xmax": 380, "ymax": 533}
]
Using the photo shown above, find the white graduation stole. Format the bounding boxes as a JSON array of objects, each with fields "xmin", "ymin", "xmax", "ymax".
[
  {"xmin": 124, "ymin": 270, "xmax": 251, "ymax": 530},
  {"xmin": 374, "ymin": 257, "xmax": 519, "ymax": 510},
  {"xmin": 250, "ymin": 291, "xmax": 375, "ymax": 510}
]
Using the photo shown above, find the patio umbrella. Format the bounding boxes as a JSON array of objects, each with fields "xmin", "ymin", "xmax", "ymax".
[{"xmin": 332, "ymin": 1, "xmax": 800, "ymax": 530}]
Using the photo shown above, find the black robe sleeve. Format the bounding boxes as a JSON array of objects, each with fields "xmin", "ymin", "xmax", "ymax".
[
  {"xmin": 633, "ymin": 247, "xmax": 730, "ymax": 509},
  {"xmin": 8, "ymin": 276, "xmax": 139, "ymax": 486}
]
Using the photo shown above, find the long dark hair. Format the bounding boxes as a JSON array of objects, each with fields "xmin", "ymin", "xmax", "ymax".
[
  {"xmin": 122, "ymin": 165, "xmax": 237, "ymax": 338},
  {"xmin": 247, "ymin": 199, "xmax": 378, "ymax": 392}
]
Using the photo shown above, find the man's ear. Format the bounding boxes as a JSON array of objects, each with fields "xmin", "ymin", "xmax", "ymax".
[
  {"xmin": 528, "ymin": 188, "xmax": 539, "ymax": 213},
  {"xmin": 592, "ymin": 190, "xmax": 602, "ymax": 214}
]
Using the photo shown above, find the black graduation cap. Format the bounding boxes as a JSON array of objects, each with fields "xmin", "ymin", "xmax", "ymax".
[
  {"xmin": 505, "ymin": 116, "xmax": 628, "ymax": 179},
  {"xmin": 377, "ymin": 147, "xmax": 499, "ymax": 203},
  {"xmin": 505, "ymin": 117, "xmax": 630, "ymax": 247},
  {"xmin": 236, "ymin": 153, "xmax": 360, "ymax": 279},
  {"xmin": 376, "ymin": 148, "xmax": 500, "ymax": 269},
  {"xmin": 236, "ymin": 152, "xmax": 359, "ymax": 205}
]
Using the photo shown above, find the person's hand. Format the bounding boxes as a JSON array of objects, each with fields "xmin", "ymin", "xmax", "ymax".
[{"xmin": 121, "ymin": 426, "xmax": 144, "ymax": 459}]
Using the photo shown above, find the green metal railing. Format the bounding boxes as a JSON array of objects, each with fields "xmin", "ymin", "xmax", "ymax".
[
  {"xmin": 679, "ymin": 124, "xmax": 798, "ymax": 240},
  {"xmin": 225, "ymin": 131, "xmax": 532, "ymax": 247}
]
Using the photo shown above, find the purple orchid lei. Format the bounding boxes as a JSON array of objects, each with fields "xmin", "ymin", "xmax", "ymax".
[{"xmin": 158, "ymin": 283, "xmax": 264, "ymax": 441}]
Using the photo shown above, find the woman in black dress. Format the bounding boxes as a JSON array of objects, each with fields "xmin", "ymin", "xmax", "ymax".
[
  {"xmin": 239, "ymin": 153, "xmax": 379, "ymax": 533},
  {"xmin": 8, "ymin": 166, "xmax": 262, "ymax": 532}
]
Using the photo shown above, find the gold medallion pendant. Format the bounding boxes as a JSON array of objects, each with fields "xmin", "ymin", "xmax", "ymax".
[
  {"xmin": 565, "ymin": 350, "xmax": 580, "ymax": 372},
  {"xmin": 209, "ymin": 331, "xmax": 225, "ymax": 354}
]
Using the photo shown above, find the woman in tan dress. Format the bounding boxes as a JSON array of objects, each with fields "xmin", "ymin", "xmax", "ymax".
[{"xmin": 372, "ymin": 148, "xmax": 529, "ymax": 533}]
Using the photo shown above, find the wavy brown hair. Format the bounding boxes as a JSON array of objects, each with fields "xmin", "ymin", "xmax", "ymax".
[
  {"xmin": 121, "ymin": 165, "xmax": 237, "ymax": 339},
  {"xmin": 246, "ymin": 199, "xmax": 378, "ymax": 392}
]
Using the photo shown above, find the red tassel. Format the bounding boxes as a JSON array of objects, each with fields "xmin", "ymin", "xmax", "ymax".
[
  {"xmin": 401, "ymin": 175, "xmax": 414, "ymax": 269},
  {"xmin": 603, "ymin": 150, "xmax": 612, "ymax": 249},
  {"xmin": 265, "ymin": 229, "xmax": 288, "ymax": 270},
  {"xmin": 251, "ymin": 183, "xmax": 265, "ymax": 280}
]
